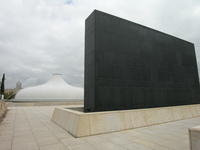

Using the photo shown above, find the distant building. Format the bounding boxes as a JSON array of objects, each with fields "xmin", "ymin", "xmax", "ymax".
[
  {"xmin": 15, "ymin": 81, "xmax": 22, "ymax": 93},
  {"xmin": 14, "ymin": 74, "xmax": 83, "ymax": 101},
  {"xmin": 4, "ymin": 81, "xmax": 22, "ymax": 99}
]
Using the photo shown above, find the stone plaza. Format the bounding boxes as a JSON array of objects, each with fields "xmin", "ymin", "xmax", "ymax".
[{"xmin": 1, "ymin": 105, "xmax": 200, "ymax": 150}]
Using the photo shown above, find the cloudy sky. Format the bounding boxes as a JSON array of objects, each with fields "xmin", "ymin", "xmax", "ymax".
[{"xmin": 0, "ymin": 0, "xmax": 200, "ymax": 89}]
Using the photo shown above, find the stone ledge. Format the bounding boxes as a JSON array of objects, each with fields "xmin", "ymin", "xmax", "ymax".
[
  {"xmin": 0, "ymin": 101, "xmax": 7, "ymax": 122},
  {"xmin": 7, "ymin": 100, "xmax": 83, "ymax": 107},
  {"xmin": 52, "ymin": 104, "xmax": 200, "ymax": 137},
  {"xmin": 189, "ymin": 126, "xmax": 200, "ymax": 150}
]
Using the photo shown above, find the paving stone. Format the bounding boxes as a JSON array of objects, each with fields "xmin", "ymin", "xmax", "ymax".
[
  {"xmin": 40, "ymin": 143, "xmax": 66, "ymax": 150},
  {"xmin": 61, "ymin": 138, "xmax": 86, "ymax": 147},
  {"xmin": 0, "ymin": 140, "xmax": 12, "ymax": 150},
  {"xmin": 36, "ymin": 136, "xmax": 59, "ymax": 146},
  {"xmin": 68, "ymin": 143, "xmax": 96, "ymax": 150},
  {"xmin": 12, "ymin": 142, "xmax": 39, "ymax": 150}
]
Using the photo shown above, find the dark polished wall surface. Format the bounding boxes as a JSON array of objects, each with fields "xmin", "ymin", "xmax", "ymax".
[{"xmin": 84, "ymin": 10, "xmax": 200, "ymax": 112}]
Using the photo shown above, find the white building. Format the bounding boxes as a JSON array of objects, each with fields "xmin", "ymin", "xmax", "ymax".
[{"xmin": 14, "ymin": 74, "xmax": 83, "ymax": 101}]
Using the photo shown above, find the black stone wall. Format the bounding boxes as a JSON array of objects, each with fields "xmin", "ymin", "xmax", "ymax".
[{"xmin": 84, "ymin": 10, "xmax": 200, "ymax": 112}]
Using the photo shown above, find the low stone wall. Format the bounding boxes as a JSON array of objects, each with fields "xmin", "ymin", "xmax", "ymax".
[
  {"xmin": 0, "ymin": 101, "xmax": 7, "ymax": 122},
  {"xmin": 52, "ymin": 104, "xmax": 200, "ymax": 137},
  {"xmin": 7, "ymin": 100, "xmax": 83, "ymax": 107},
  {"xmin": 189, "ymin": 126, "xmax": 200, "ymax": 150}
]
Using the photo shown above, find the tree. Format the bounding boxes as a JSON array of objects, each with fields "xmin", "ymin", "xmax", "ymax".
[{"xmin": 1, "ymin": 73, "xmax": 5, "ymax": 99}]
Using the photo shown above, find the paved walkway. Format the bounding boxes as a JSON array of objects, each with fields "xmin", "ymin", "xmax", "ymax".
[{"xmin": 0, "ymin": 106, "xmax": 199, "ymax": 150}]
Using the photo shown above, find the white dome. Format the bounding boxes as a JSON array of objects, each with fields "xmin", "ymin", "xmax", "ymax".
[{"xmin": 14, "ymin": 74, "xmax": 83, "ymax": 101}]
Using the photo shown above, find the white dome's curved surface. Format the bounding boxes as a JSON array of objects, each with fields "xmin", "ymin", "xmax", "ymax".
[{"xmin": 14, "ymin": 74, "xmax": 83, "ymax": 101}]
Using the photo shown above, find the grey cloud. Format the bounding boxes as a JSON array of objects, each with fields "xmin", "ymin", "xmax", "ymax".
[{"xmin": 0, "ymin": 0, "xmax": 200, "ymax": 89}]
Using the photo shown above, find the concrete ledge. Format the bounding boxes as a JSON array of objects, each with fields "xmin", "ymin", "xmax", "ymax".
[
  {"xmin": 0, "ymin": 101, "xmax": 7, "ymax": 122},
  {"xmin": 52, "ymin": 104, "xmax": 200, "ymax": 137},
  {"xmin": 7, "ymin": 100, "xmax": 83, "ymax": 107},
  {"xmin": 189, "ymin": 126, "xmax": 200, "ymax": 150}
]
